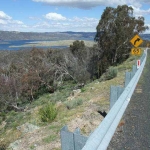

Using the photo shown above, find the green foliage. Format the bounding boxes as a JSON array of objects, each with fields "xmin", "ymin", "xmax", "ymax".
[
  {"xmin": 35, "ymin": 85, "xmax": 50, "ymax": 96},
  {"xmin": 50, "ymin": 82, "xmax": 75, "ymax": 102},
  {"xmin": 95, "ymin": 5, "xmax": 148, "ymax": 72},
  {"xmin": 30, "ymin": 145, "xmax": 35, "ymax": 150},
  {"xmin": 65, "ymin": 98, "xmax": 83, "ymax": 110},
  {"xmin": 105, "ymin": 67, "xmax": 118, "ymax": 80},
  {"xmin": 39, "ymin": 103, "xmax": 57, "ymax": 122},
  {"xmin": 0, "ymin": 141, "xmax": 7, "ymax": 150},
  {"xmin": 42, "ymin": 135, "xmax": 57, "ymax": 143},
  {"xmin": 126, "ymin": 56, "xmax": 136, "ymax": 62},
  {"xmin": 49, "ymin": 124, "xmax": 62, "ymax": 133},
  {"xmin": 5, "ymin": 111, "xmax": 24, "ymax": 129},
  {"xmin": 0, "ymin": 112, "xmax": 6, "ymax": 124},
  {"xmin": 69, "ymin": 40, "xmax": 89, "ymax": 71},
  {"xmin": 81, "ymin": 87, "xmax": 86, "ymax": 93},
  {"xmin": 51, "ymin": 91, "xmax": 70, "ymax": 102},
  {"xmin": 70, "ymin": 40, "xmax": 85, "ymax": 55}
]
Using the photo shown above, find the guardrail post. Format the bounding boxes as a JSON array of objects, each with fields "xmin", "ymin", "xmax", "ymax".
[
  {"xmin": 117, "ymin": 86, "xmax": 124, "ymax": 99},
  {"xmin": 74, "ymin": 128, "xmax": 88, "ymax": 150},
  {"xmin": 60, "ymin": 126, "xmax": 74, "ymax": 150},
  {"xmin": 60, "ymin": 126, "xmax": 88, "ymax": 150},
  {"xmin": 110, "ymin": 86, "xmax": 124, "ymax": 109},
  {"xmin": 125, "ymin": 72, "xmax": 131, "ymax": 87},
  {"xmin": 132, "ymin": 65, "xmax": 137, "ymax": 74},
  {"xmin": 110, "ymin": 86, "xmax": 118, "ymax": 109}
]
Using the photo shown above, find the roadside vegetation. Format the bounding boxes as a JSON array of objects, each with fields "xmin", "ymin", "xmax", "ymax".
[
  {"xmin": 0, "ymin": 50, "xmax": 145, "ymax": 149},
  {"xmin": 0, "ymin": 4, "xmax": 150, "ymax": 150}
]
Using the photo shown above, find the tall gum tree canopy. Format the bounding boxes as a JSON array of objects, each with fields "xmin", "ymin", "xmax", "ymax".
[{"xmin": 95, "ymin": 5, "xmax": 149, "ymax": 65}]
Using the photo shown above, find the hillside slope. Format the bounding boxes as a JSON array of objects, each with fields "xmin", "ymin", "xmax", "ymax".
[{"xmin": 0, "ymin": 52, "xmax": 142, "ymax": 150}]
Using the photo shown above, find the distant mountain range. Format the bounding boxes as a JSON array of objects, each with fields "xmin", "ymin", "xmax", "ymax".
[
  {"xmin": 0, "ymin": 31, "xmax": 96, "ymax": 41},
  {"xmin": 0, "ymin": 31, "xmax": 149, "ymax": 41}
]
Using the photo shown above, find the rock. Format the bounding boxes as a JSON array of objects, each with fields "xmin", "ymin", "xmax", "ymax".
[
  {"xmin": 95, "ymin": 81, "xmax": 100, "ymax": 84},
  {"xmin": 67, "ymin": 96, "xmax": 74, "ymax": 101},
  {"xmin": 67, "ymin": 89, "xmax": 81, "ymax": 101},
  {"xmin": 8, "ymin": 140, "xmax": 20, "ymax": 150},
  {"xmin": 0, "ymin": 121, "xmax": 6, "ymax": 129},
  {"xmin": 72, "ymin": 89, "xmax": 81, "ymax": 96},
  {"xmin": 74, "ymin": 83, "xmax": 85, "ymax": 89},
  {"xmin": 16, "ymin": 123, "xmax": 39, "ymax": 134},
  {"xmin": 56, "ymin": 101, "xmax": 63, "ymax": 108}
]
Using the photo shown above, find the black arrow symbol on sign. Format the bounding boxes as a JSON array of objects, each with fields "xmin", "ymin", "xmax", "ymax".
[{"xmin": 134, "ymin": 38, "xmax": 140, "ymax": 45}]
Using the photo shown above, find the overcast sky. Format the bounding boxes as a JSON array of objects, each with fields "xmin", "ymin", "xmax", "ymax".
[{"xmin": 0, "ymin": 0, "xmax": 150, "ymax": 33}]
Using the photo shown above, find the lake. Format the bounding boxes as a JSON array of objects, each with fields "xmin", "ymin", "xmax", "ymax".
[
  {"xmin": 0, "ymin": 34, "xmax": 149, "ymax": 51},
  {"xmin": 0, "ymin": 40, "xmax": 69, "ymax": 50}
]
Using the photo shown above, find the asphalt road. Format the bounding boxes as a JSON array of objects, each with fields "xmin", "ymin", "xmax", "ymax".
[{"xmin": 108, "ymin": 49, "xmax": 150, "ymax": 150}]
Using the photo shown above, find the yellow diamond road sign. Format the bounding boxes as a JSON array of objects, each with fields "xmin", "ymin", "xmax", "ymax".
[
  {"xmin": 130, "ymin": 34, "xmax": 143, "ymax": 47},
  {"xmin": 131, "ymin": 47, "xmax": 141, "ymax": 55}
]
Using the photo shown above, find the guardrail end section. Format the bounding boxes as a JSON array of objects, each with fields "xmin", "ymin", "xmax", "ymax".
[
  {"xmin": 74, "ymin": 128, "xmax": 88, "ymax": 150},
  {"xmin": 61, "ymin": 125, "xmax": 68, "ymax": 132},
  {"xmin": 60, "ymin": 126, "xmax": 88, "ymax": 150},
  {"xmin": 60, "ymin": 125, "xmax": 74, "ymax": 150},
  {"xmin": 74, "ymin": 127, "xmax": 80, "ymax": 134}
]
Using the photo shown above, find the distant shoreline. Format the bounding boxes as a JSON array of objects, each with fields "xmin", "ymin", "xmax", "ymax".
[
  {"xmin": 9, "ymin": 40, "xmax": 95, "ymax": 48},
  {"xmin": 0, "ymin": 41, "xmax": 9, "ymax": 44}
]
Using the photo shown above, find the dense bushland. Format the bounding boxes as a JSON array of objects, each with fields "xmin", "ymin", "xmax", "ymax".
[{"xmin": 0, "ymin": 44, "xmax": 100, "ymax": 112}]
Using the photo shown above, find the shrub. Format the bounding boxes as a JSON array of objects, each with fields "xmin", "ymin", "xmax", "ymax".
[
  {"xmin": 0, "ymin": 141, "xmax": 8, "ymax": 150},
  {"xmin": 0, "ymin": 112, "xmax": 6, "ymax": 123},
  {"xmin": 65, "ymin": 98, "xmax": 83, "ymax": 110},
  {"xmin": 39, "ymin": 103, "xmax": 57, "ymax": 122},
  {"xmin": 105, "ymin": 67, "xmax": 117, "ymax": 80},
  {"xmin": 81, "ymin": 87, "xmax": 86, "ymax": 93}
]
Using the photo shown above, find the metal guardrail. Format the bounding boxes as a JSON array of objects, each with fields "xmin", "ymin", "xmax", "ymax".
[
  {"xmin": 60, "ymin": 49, "xmax": 147, "ymax": 150},
  {"xmin": 82, "ymin": 49, "xmax": 147, "ymax": 150},
  {"xmin": 60, "ymin": 126, "xmax": 88, "ymax": 150}
]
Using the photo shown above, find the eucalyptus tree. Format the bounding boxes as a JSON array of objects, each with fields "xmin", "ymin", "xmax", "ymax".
[{"xmin": 95, "ymin": 5, "xmax": 148, "ymax": 69}]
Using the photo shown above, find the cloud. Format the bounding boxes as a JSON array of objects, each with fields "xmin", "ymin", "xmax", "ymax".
[
  {"xmin": 0, "ymin": 11, "xmax": 24, "ymax": 25},
  {"xmin": 139, "ymin": 0, "xmax": 150, "ymax": 3},
  {"xmin": 29, "ymin": 16, "xmax": 42, "ymax": 21},
  {"xmin": 0, "ymin": 10, "xmax": 98, "ymax": 32},
  {"xmin": 0, "ymin": 11, "xmax": 12, "ymax": 20},
  {"xmin": 32, "ymin": 0, "xmax": 150, "ymax": 12},
  {"xmin": 44, "ymin": 12, "xmax": 66, "ymax": 21},
  {"xmin": 32, "ymin": 0, "xmax": 131, "ymax": 9},
  {"xmin": 11, "ymin": 20, "xmax": 24, "ymax": 24},
  {"xmin": 31, "ymin": 16, "xmax": 99, "ymax": 32},
  {"xmin": 71, "ymin": 17, "xmax": 98, "ymax": 22},
  {"xmin": 0, "ymin": 11, "xmax": 27, "ymax": 31},
  {"xmin": 32, "ymin": 1, "xmax": 150, "ymax": 33},
  {"xmin": 0, "ymin": 19, "xmax": 7, "ymax": 24},
  {"xmin": 131, "ymin": 6, "xmax": 150, "ymax": 17}
]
